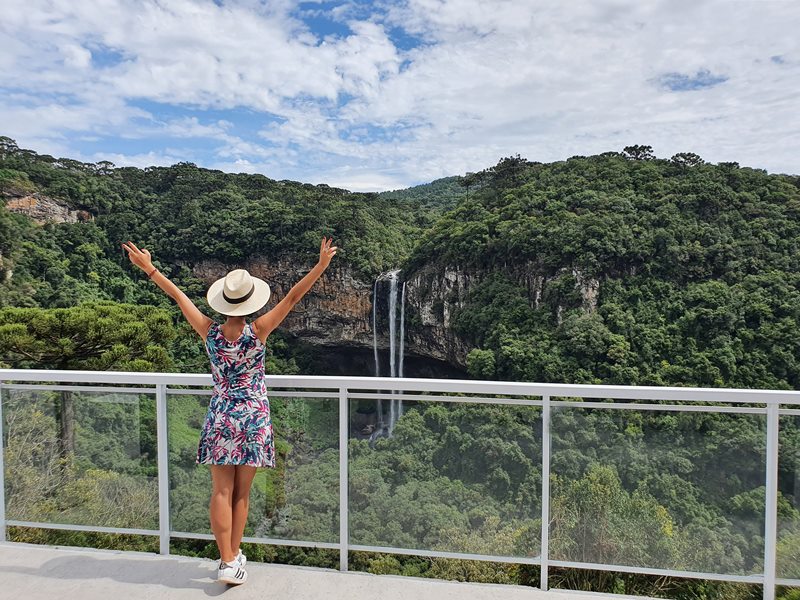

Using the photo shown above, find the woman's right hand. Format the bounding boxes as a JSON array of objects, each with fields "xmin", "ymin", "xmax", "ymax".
[
  {"xmin": 121, "ymin": 241, "xmax": 154, "ymax": 273},
  {"xmin": 318, "ymin": 236, "xmax": 337, "ymax": 269}
]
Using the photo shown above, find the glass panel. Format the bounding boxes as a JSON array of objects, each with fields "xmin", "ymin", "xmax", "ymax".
[
  {"xmin": 168, "ymin": 391, "xmax": 340, "ymax": 543},
  {"xmin": 2, "ymin": 386, "xmax": 158, "ymax": 530},
  {"xmin": 348, "ymin": 395, "xmax": 542, "ymax": 558},
  {"xmin": 777, "ymin": 413, "xmax": 799, "ymax": 580},
  {"xmin": 550, "ymin": 404, "xmax": 766, "ymax": 575}
]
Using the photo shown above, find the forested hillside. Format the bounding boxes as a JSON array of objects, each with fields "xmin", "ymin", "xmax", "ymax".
[
  {"xmin": 0, "ymin": 135, "xmax": 445, "ymax": 304},
  {"xmin": 378, "ymin": 175, "xmax": 468, "ymax": 213},
  {"xmin": 405, "ymin": 150, "xmax": 800, "ymax": 390},
  {"xmin": 1, "ymin": 137, "xmax": 798, "ymax": 600}
]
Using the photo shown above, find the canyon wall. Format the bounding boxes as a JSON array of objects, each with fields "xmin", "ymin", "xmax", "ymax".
[
  {"xmin": 184, "ymin": 257, "xmax": 600, "ymax": 370},
  {"xmin": 3, "ymin": 193, "xmax": 93, "ymax": 224}
]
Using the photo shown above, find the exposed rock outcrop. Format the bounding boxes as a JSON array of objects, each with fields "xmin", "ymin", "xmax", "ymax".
[
  {"xmin": 182, "ymin": 255, "xmax": 600, "ymax": 370},
  {"xmin": 3, "ymin": 193, "xmax": 93, "ymax": 224},
  {"xmin": 184, "ymin": 256, "xmax": 374, "ymax": 347},
  {"xmin": 573, "ymin": 267, "xmax": 600, "ymax": 313},
  {"xmin": 185, "ymin": 257, "xmax": 478, "ymax": 368},
  {"xmin": 505, "ymin": 260, "xmax": 600, "ymax": 314},
  {"xmin": 404, "ymin": 263, "xmax": 484, "ymax": 366},
  {"xmin": 405, "ymin": 260, "xmax": 601, "ymax": 353}
]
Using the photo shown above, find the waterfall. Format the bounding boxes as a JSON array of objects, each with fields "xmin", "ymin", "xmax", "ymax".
[
  {"xmin": 399, "ymin": 280, "xmax": 406, "ymax": 378},
  {"xmin": 372, "ymin": 269, "xmax": 406, "ymax": 436},
  {"xmin": 398, "ymin": 280, "xmax": 406, "ymax": 421},
  {"xmin": 372, "ymin": 279, "xmax": 381, "ymax": 424},
  {"xmin": 389, "ymin": 270, "xmax": 398, "ymax": 378},
  {"xmin": 388, "ymin": 270, "xmax": 399, "ymax": 434}
]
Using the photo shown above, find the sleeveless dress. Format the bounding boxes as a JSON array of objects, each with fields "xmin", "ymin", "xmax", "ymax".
[{"xmin": 195, "ymin": 321, "xmax": 276, "ymax": 467}]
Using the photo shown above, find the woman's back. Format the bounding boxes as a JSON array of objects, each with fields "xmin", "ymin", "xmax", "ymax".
[
  {"xmin": 206, "ymin": 321, "xmax": 268, "ymax": 398},
  {"xmin": 196, "ymin": 321, "xmax": 275, "ymax": 467}
]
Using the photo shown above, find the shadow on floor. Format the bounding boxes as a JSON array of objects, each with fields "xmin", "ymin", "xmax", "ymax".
[{"xmin": 0, "ymin": 552, "xmax": 239, "ymax": 595}]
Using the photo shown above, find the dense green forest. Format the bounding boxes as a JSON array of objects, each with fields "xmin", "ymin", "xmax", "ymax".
[
  {"xmin": 0, "ymin": 137, "xmax": 798, "ymax": 599},
  {"xmin": 408, "ymin": 151, "xmax": 800, "ymax": 390}
]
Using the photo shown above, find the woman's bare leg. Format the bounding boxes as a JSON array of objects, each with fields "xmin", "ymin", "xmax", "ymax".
[
  {"xmin": 231, "ymin": 465, "xmax": 258, "ymax": 555},
  {"xmin": 209, "ymin": 465, "xmax": 237, "ymax": 563}
]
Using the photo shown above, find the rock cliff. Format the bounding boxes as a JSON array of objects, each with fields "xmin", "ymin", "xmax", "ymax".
[
  {"xmin": 183, "ymin": 256, "xmax": 475, "ymax": 370},
  {"xmin": 3, "ymin": 193, "xmax": 93, "ymax": 224},
  {"xmin": 403, "ymin": 263, "xmax": 482, "ymax": 366},
  {"xmin": 183, "ymin": 256, "xmax": 374, "ymax": 347},
  {"xmin": 182, "ymin": 256, "xmax": 600, "ymax": 372},
  {"xmin": 403, "ymin": 262, "xmax": 599, "ymax": 365}
]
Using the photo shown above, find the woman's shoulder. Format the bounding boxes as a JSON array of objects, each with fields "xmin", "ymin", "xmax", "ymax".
[{"xmin": 247, "ymin": 321, "xmax": 267, "ymax": 346}]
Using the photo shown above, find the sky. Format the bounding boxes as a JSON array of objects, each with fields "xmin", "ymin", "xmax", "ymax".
[{"xmin": 1, "ymin": 0, "xmax": 798, "ymax": 192}]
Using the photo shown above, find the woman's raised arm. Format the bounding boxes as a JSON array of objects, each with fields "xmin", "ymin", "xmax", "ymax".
[
  {"xmin": 252, "ymin": 236, "xmax": 337, "ymax": 343},
  {"xmin": 122, "ymin": 241, "xmax": 213, "ymax": 339}
]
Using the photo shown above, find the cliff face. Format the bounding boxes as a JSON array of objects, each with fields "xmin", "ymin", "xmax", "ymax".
[
  {"xmin": 184, "ymin": 256, "xmax": 600, "ymax": 371},
  {"xmin": 503, "ymin": 261, "xmax": 601, "ymax": 316},
  {"xmin": 3, "ymin": 193, "xmax": 93, "ymax": 224},
  {"xmin": 185, "ymin": 256, "xmax": 374, "ymax": 347},
  {"xmin": 405, "ymin": 261, "xmax": 600, "ymax": 365},
  {"xmin": 403, "ymin": 264, "xmax": 483, "ymax": 366},
  {"xmin": 185, "ymin": 257, "xmax": 476, "ymax": 368}
]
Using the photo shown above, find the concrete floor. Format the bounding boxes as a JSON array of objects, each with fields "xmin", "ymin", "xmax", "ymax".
[{"xmin": 0, "ymin": 541, "xmax": 663, "ymax": 600}]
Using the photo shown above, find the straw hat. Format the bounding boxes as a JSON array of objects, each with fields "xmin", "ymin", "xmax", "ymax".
[{"xmin": 207, "ymin": 269, "xmax": 271, "ymax": 316}]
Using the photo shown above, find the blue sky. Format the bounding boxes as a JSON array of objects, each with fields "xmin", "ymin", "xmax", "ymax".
[{"xmin": 1, "ymin": 0, "xmax": 798, "ymax": 191}]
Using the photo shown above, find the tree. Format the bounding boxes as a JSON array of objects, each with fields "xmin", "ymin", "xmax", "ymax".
[
  {"xmin": 670, "ymin": 152, "xmax": 705, "ymax": 169},
  {"xmin": 466, "ymin": 348, "xmax": 496, "ymax": 379},
  {"xmin": 0, "ymin": 136, "xmax": 19, "ymax": 158},
  {"xmin": 0, "ymin": 168, "xmax": 36, "ymax": 194},
  {"xmin": 0, "ymin": 302, "xmax": 176, "ymax": 459},
  {"xmin": 462, "ymin": 154, "xmax": 533, "ymax": 190},
  {"xmin": 93, "ymin": 160, "xmax": 116, "ymax": 176},
  {"xmin": 623, "ymin": 145, "xmax": 656, "ymax": 161}
]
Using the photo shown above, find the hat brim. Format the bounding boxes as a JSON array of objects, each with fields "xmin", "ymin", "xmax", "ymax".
[{"xmin": 207, "ymin": 276, "xmax": 271, "ymax": 316}]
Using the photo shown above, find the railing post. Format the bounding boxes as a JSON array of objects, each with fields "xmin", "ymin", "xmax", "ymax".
[
  {"xmin": 540, "ymin": 394, "xmax": 550, "ymax": 591},
  {"xmin": 763, "ymin": 401, "xmax": 780, "ymax": 600},
  {"xmin": 339, "ymin": 386, "xmax": 349, "ymax": 571},
  {"xmin": 156, "ymin": 383, "xmax": 170, "ymax": 555},
  {"xmin": 0, "ymin": 380, "xmax": 6, "ymax": 543}
]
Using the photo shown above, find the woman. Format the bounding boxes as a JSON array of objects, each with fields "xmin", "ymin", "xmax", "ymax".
[{"xmin": 122, "ymin": 236, "xmax": 337, "ymax": 585}]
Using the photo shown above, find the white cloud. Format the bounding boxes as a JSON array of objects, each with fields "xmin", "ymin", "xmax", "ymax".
[
  {"xmin": 315, "ymin": 168, "xmax": 417, "ymax": 193},
  {"xmin": 84, "ymin": 150, "xmax": 186, "ymax": 169},
  {"xmin": 0, "ymin": 97, "xmax": 148, "ymax": 139},
  {"xmin": 0, "ymin": 0, "xmax": 798, "ymax": 189},
  {"xmin": 59, "ymin": 43, "xmax": 92, "ymax": 69}
]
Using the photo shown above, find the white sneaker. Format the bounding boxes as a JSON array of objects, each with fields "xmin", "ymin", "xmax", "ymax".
[
  {"xmin": 235, "ymin": 549, "xmax": 247, "ymax": 567},
  {"xmin": 217, "ymin": 559, "xmax": 248, "ymax": 585}
]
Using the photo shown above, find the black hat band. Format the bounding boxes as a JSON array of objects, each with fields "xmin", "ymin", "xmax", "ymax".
[{"xmin": 222, "ymin": 283, "xmax": 255, "ymax": 304}]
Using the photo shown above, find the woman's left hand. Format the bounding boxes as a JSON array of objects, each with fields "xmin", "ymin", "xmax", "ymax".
[{"xmin": 121, "ymin": 241, "xmax": 154, "ymax": 273}]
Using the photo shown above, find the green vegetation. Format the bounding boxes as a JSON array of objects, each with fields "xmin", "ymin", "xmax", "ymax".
[
  {"xmin": 404, "ymin": 152, "xmax": 800, "ymax": 390},
  {"xmin": 0, "ymin": 138, "xmax": 798, "ymax": 599},
  {"xmin": 378, "ymin": 175, "xmax": 469, "ymax": 217}
]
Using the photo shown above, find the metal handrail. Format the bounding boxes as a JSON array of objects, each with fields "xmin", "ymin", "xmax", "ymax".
[
  {"xmin": 0, "ymin": 368, "xmax": 797, "ymax": 600},
  {"xmin": 2, "ymin": 368, "xmax": 800, "ymax": 403}
]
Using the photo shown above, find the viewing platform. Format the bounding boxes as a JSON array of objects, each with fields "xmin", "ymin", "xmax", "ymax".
[
  {"xmin": 0, "ymin": 369, "xmax": 798, "ymax": 600},
  {"xmin": 0, "ymin": 541, "xmax": 654, "ymax": 600}
]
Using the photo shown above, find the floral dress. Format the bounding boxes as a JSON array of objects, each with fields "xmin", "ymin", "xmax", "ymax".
[{"xmin": 195, "ymin": 321, "xmax": 276, "ymax": 467}]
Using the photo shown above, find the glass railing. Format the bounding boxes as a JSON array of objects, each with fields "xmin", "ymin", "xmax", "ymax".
[{"xmin": 0, "ymin": 369, "xmax": 797, "ymax": 600}]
